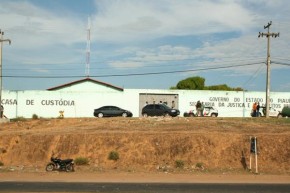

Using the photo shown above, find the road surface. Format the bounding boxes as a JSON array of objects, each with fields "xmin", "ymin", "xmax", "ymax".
[{"xmin": 0, "ymin": 182, "xmax": 289, "ymax": 193}]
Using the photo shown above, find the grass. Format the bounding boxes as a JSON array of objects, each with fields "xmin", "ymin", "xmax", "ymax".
[
  {"xmin": 175, "ymin": 160, "xmax": 184, "ymax": 168},
  {"xmin": 10, "ymin": 117, "xmax": 27, "ymax": 122},
  {"xmin": 74, "ymin": 157, "xmax": 89, "ymax": 165},
  {"xmin": 108, "ymin": 151, "xmax": 119, "ymax": 161}
]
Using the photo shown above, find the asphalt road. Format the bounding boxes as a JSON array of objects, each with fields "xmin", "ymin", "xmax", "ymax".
[{"xmin": 0, "ymin": 182, "xmax": 289, "ymax": 193}]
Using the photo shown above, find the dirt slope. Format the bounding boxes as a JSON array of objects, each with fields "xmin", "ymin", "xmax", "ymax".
[{"xmin": 0, "ymin": 117, "xmax": 289, "ymax": 175}]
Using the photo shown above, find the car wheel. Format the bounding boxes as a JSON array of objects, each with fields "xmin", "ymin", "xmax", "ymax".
[
  {"xmin": 211, "ymin": 113, "xmax": 217, "ymax": 117},
  {"xmin": 189, "ymin": 113, "xmax": 195, "ymax": 117},
  {"xmin": 277, "ymin": 114, "xmax": 283, "ymax": 118},
  {"xmin": 98, "ymin": 113, "xmax": 104, "ymax": 118},
  {"xmin": 164, "ymin": 112, "xmax": 170, "ymax": 117},
  {"xmin": 142, "ymin": 113, "xmax": 148, "ymax": 117},
  {"xmin": 122, "ymin": 112, "xmax": 128, "ymax": 117}
]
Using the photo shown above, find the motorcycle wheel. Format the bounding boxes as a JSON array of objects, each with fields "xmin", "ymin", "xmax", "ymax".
[
  {"xmin": 66, "ymin": 164, "xmax": 74, "ymax": 172},
  {"xmin": 46, "ymin": 163, "xmax": 55, "ymax": 172}
]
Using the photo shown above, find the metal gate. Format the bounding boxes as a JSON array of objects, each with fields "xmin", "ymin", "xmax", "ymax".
[{"xmin": 139, "ymin": 93, "xmax": 179, "ymax": 116}]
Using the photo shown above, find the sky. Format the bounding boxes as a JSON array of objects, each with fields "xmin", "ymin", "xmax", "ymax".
[{"xmin": 0, "ymin": 0, "xmax": 290, "ymax": 92}]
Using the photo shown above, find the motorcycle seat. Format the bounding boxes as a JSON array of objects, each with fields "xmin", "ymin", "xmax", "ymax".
[{"xmin": 62, "ymin": 159, "xmax": 73, "ymax": 164}]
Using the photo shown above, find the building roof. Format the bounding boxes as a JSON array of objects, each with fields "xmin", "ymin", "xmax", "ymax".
[{"xmin": 47, "ymin": 77, "xmax": 124, "ymax": 91}]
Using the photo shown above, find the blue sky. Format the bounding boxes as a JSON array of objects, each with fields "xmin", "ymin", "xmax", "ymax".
[{"xmin": 1, "ymin": 0, "xmax": 290, "ymax": 91}]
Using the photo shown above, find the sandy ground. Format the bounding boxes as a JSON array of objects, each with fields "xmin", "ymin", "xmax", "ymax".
[
  {"xmin": 0, "ymin": 117, "xmax": 289, "ymax": 184},
  {"xmin": 1, "ymin": 171, "xmax": 290, "ymax": 184}
]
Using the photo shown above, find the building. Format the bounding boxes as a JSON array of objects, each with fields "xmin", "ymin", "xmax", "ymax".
[{"xmin": 2, "ymin": 78, "xmax": 290, "ymax": 118}]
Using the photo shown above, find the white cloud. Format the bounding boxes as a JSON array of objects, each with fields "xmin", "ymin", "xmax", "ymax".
[
  {"xmin": 0, "ymin": 1, "xmax": 85, "ymax": 49},
  {"xmin": 92, "ymin": 0, "xmax": 257, "ymax": 43},
  {"xmin": 106, "ymin": 45, "xmax": 197, "ymax": 70}
]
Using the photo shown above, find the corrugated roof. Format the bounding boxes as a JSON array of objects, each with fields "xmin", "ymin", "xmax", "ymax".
[{"xmin": 47, "ymin": 77, "xmax": 124, "ymax": 91}]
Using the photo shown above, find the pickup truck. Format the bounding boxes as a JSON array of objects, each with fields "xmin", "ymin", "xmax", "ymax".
[
  {"xmin": 251, "ymin": 106, "xmax": 279, "ymax": 117},
  {"xmin": 183, "ymin": 106, "xmax": 218, "ymax": 117}
]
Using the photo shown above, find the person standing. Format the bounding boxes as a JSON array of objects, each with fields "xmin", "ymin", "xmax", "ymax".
[
  {"xmin": 0, "ymin": 105, "xmax": 3, "ymax": 118},
  {"xmin": 252, "ymin": 102, "xmax": 257, "ymax": 117},
  {"xmin": 256, "ymin": 102, "xmax": 260, "ymax": 117},
  {"xmin": 196, "ymin": 101, "xmax": 201, "ymax": 116},
  {"xmin": 171, "ymin": 100, "xmax": 175, "ymax": 109},
  {"xmin": 201, "ymin": 102, "xmax": 205, "ymax": 117}
]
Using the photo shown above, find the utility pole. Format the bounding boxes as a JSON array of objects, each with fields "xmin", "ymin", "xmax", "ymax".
[
  {"xmin": 258, "ymin": 21, "xmax": 279, "ymax": 118},
  {"xmin": 0, "ymin": 30, "xmax": 11, "ymax": 115}
]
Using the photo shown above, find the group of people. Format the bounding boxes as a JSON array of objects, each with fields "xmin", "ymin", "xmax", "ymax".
[
  {"xmin": 195, "ymin": 100, "xmax": 205, "ymax": 116},
  {"xmin": 145, "ymin": 100, "xmax": 176, "ymax": 109},
  {"xmin": 252, "ymin": 102, "xmax": 260, "ymax": 117}
]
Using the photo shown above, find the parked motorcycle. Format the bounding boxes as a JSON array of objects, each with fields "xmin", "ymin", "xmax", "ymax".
[{"xmin": 46, "ymin": 153, "xmax": 74, "ymax": 172}]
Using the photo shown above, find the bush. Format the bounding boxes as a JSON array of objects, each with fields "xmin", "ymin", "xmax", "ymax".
[
  {"xmin": 196, "ymin": 162, "xmax": 204, "ymax": 169},
  {"xmin": 175, "ymin": 160, "xmax": 184, "ymax": 168},
  {"xmin": 108, "ymin": 151, "xmax": 119, "ymax": 161},
  {"xmin": 32, "ymin": 114, "xmax": 38, "ymax": 119},
  {"xmin": 11, "ymin": 117, "xmax": 27, "ymax": 122},
  {"xmin": 74, "ymin": 157, "xmax": 89, "ymax": 165}
]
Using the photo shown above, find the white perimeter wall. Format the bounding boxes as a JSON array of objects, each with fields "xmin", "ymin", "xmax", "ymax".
[{"xmin": 2, "ymin": 89, "xmax": 290, "ymax": 118}]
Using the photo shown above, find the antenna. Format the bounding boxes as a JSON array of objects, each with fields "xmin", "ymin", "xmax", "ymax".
[{"xmin": 85, "ymin": 17, "xmax": 91, "ymax": 77}]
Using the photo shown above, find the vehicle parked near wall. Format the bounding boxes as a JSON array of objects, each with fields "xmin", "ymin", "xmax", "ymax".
[
  {"xmin": 278, "ymin": 106, "xmax": 290, "ymax": 118},
  {"xmin": 93, "ymin": 106, "xmax": 133, "ymax": 118},
  {"xmin": 142, "ymin": 104, "xmax": 180, "ymax": 117},
  {"xmin": 183, "ymin": 106, "xmax": 218, "ymax": 117},
  {"xmin": 251, "ymin": 106, "xmax": 279, "ymax": 117}
]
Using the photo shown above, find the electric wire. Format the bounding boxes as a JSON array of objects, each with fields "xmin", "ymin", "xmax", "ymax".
[
  {"xmin": 271, "ymin": 61, "xmax": 290, "ymax": 66},
  {"xmin": 2, "ymin": 62, "xmax": 263, "ymax": 78},
  {"xmin": 3, "ymin": 57, "xmax": 266, "ymax": 71},
  {"xmin": 272, "ymin": 57, "xmax": 290, "ymax": 62},
  {"xmin": 241, "ymin": 63, "xmax": 265, "ymax": 88}
]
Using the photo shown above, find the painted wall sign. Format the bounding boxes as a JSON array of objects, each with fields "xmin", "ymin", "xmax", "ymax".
[{"xmin": 1, "ymin": 89, "xmax": 289, "ymax": 118}]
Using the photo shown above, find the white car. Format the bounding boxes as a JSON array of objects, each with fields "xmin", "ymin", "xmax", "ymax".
[
  {"xmin": 251, "ymin": 107, "xmax": 279, "ymax": 117},
  {"xmin": 184, "ymin": 106, "xmax": 218, "ymax": 117},
  {"xmin": 203, "ymin": 106, "xmax": 219, "ymax": 117}
]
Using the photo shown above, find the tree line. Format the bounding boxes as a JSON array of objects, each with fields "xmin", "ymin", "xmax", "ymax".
[{"xmin": 170, "ymin": 76, "xmax": 243, "ymax": 91}]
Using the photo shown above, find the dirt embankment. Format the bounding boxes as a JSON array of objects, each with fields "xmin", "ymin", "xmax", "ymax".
[{"xmin": 0, "ymin": 117, "xmax": 289, "ymax": 175}]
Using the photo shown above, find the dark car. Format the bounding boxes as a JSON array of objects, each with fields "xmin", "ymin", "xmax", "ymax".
[
  {"xmin": 142, "ymin": 104, "xmax": 180, "ymax": 117},
  {"xmin": 93, "ymin": 106, "xmax": 133, "ymax": 118}
]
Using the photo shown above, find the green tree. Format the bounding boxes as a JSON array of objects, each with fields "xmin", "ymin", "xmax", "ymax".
[
  {"xmin": 170, "ymin": 86, "xmax": 177, "ymax": 89},
  {"xmin": 175, "ymin": 76, "xmax": 205, "ymax": 90},
  {"xmin": 204, "ymin": 84, "xmax": 244, "ymax": 91},
  {"xmin": 204, "ymin": 84, "xmax": 232, "ymax": 91},
  {"xmin": 172, "ymin": 76, "xmax": 244, "ymax": 91}
]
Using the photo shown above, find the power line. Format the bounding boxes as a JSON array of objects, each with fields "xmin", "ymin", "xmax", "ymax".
[
  {"xmin": 272, "ymin": 57, "xmax": 290, "ymax": 62},
  {"xmin": 3, "ymin": 57, "xmax": 265, "ymax": 71},
  {"xmin": 1, "ymin": 62, "xmax": 263, "ymax": 79},
  {"xmin": 271, "ymin": 61, "xmax": 290, "ymax": 66},
  {"xmin": 5, "ymin": 55, "xmax": 266, "ymax": 68},
  {"xmin": 242, "ymin": 63, "xmax": 265, "ymax": 88}
]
